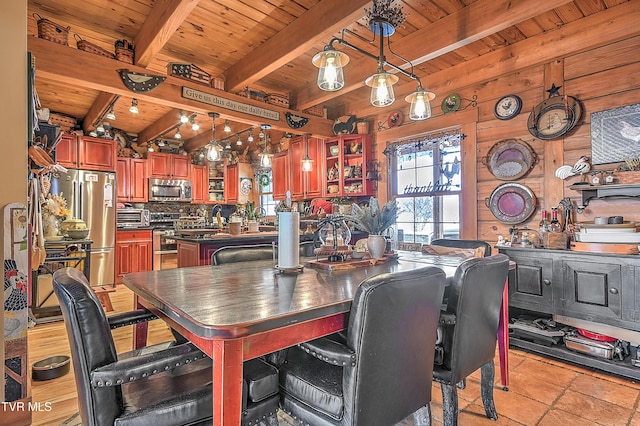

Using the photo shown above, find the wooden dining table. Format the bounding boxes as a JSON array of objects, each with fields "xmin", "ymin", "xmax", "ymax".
[{"xmin": 122, "ymin": 253, "xmax": 507, "ymax": 426}]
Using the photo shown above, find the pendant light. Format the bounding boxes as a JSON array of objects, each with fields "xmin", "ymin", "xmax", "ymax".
[
  {"xmin": 129, "ymin": 98, "xmax": 139, "ymax": 114},
  {"xmin": 174, "ymin": 125, "xmax": 181, "ymax": 139},
  {"xmin": 259, "ymin": 124, "xmax": 272, "ymax": 168},
  {"xmin": 106, "ymin": 108, "xmax": 116, "ymax": 121},
  {"xmin": 207, "ymin": 112, "xmax": 221, "ymax": 161},
  {"xmin": 405, "ymin": 85, "xmax": 436, "ymax": 121},
  {"xmin": 301, "ymin": 137, "xmax": 314, "ymax": 172}
]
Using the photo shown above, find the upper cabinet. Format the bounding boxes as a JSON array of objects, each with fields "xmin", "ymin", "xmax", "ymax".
[
  {"xmin": 147, "ymin": 152, "xmax": 191, "ymax": 180},
  {"xmin": 56, "ymin": 135, "xmax": 117, "ymax": 172},
  {"xmin": 116, "ymin": 157, "xmax": 148, "ymax": 203},
  {"xmin": 272, "ymin": 151, "xmax": 290, "ymax": 201},
  {"xmin": 323, "ymin": 134, "xmax": 373, "ymax": 197},
  {"xmin": 226, "ymin": 162, "xmax": 253, "ymax": 205},
  {"xmin": 208, "ymin": 159, "xmax": 227, "ymax": 203},
  {"xmin": 191, "ymin": 163, "xmax": 208, "ymax": 204},
  {"xmin": 289, "ymin": 136, "xmax": 323, "ymax": 200}
]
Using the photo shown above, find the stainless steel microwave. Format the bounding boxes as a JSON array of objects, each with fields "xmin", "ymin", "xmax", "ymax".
[
  {"xmin": 149, "ymin": 178, "xmax": 192, "ymax": 202},
  {"xmin": 116, "ymin": 208, "xmax": 150, "ymax": 228}
]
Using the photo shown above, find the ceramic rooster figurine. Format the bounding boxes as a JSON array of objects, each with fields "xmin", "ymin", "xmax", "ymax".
[{"xmin": 555, "ymin": 155, "xmax": 591, "ymax": 180}]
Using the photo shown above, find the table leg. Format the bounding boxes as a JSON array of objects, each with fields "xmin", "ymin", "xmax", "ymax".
[
  {"xmin": 132, "ymin": 294, "xmax": 148, "ymax": 350},
  {"xmin": 497, "ymin": 277, "xmax": 509, "ymax": 391},
  {"xmin": 212, "ymin": 339, "xmax": 243, "ymax": 426}
]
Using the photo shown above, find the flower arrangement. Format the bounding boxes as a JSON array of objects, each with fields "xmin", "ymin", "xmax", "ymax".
[
  {"xmin": 42, "ymin": 193, "xmax": 70, "ymax": 220},
  {"xmin": 346, "ymin": 196, "xmax": 399, "ymax": 236}
]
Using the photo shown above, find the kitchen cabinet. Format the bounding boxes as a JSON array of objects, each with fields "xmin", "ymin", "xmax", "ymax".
[
  {"xmin": 499, "ymin": 246, "xmax": 640, "ymax": 380},
  {"xmin": 272, "ymin": 151, "xmax": 290, "ymax": 201},
  {"xmin": 56, "ymin": 135, "xmax": 117, "ymax": 172},
  {"xmin": 115, "ymin": 229, "xmax": 152, "ymax": 284},
  {"xmin": 191, "ymin": 163, "xmax": 208, "ymax": 204},
  {"xmin": 323, "ymin": 134, "xmax": 373, "ymax": 197},
  {"xmin": 208, "ymin": 159, "xmax": 227, "ymax": 203},
  {"xmin": 226, "ymin": 162, "xmax": 253, "ymax": 204},
  {"xmin": 116, "ymin": 157, "xmax": 148, "ymax": 202},
  {"xmin": 147, "ymin": 152, "xmax": 191, "ymax": 179},
  {"xmin": 290, "ymin": 135, "xmax": 323, "ymax": 200}
]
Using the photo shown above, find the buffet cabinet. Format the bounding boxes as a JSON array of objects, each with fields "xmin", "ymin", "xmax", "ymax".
[
  {"xmin": 115, "ymin": 229, "xmax": 152, "ymax": 284},
  {"xmin": 499, "ymin": 246, "xmax": 640, "ymax": 378}
]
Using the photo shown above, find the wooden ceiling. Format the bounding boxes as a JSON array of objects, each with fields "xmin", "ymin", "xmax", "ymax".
[{"xmin": 27, "ymin": 0, "xmax": 630, "ymax": 154}]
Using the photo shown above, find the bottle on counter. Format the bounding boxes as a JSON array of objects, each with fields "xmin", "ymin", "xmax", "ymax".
[{"xmin": 549, "ymin": 207, "xmax": 562, "ymax": 233}]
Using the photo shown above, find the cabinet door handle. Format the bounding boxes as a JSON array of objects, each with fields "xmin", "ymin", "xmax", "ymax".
[
  {"xmin": 609, "ymin": 287, "xmax": 619, "ymax": 294},
  {"xmin": 543, "ymin": 279, "xmax": 551, "ymax": 285}
]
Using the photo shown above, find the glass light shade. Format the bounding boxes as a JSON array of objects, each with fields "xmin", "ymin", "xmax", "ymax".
[
  {"xmin": 223, "ymin": 121, "xmax": 231, "ymax": 133},
  {"xmin": 96, "ymin": 123, "xmax": 105, "ymax": 133},
  {"xmin": 301, "ymin": 156, "xmax": 314, "ymax": 172},
  {"xmin": 312, "ymin": 49, "xmax": 349, "ymax": 91},
  {"xmin": 207, "ymin": 145, "xmax": 221, "ymax": 161},
  {"xmin": 191, "ymin": 119, "xmax": 200, "ymax": 131},
  {"xmin": 129, "ymin": 98, "xmax": 139, "ymax": 114},
  {"xmin": 260, "ymin": 152, "xmax": 272, "ymax": 167},
  {"xmin": 365, "ymin": 72, "xmax": 399, "ymax": 107},
  {"xmin": 405, "ymin": 88, "xmax": 436, "ymax": 121}
]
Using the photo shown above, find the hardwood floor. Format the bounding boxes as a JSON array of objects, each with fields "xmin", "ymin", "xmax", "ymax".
[{"xmin": 28, "ymin": 285, "xmax": 640, "ymax": 425}]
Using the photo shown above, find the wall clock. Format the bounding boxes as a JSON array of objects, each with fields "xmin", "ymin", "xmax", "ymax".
[
  {"xmin": 494, "ymin": 95, "xmax": 522, "ymax": 120},
  {"xmin": 527, "ymin": 94, "xmax": 582, "ymax": 140}
]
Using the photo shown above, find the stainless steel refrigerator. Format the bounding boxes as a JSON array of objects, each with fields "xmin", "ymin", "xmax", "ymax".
[{"xmin": 50, "ymin": 169, "xmax": 116, "ymax": 287}]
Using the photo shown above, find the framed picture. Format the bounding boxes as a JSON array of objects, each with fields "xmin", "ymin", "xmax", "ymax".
[
  {"xmin": 591, "ymin": 103, "xmax": 640, "ymax": 165},
  {"xmin": 343, "ymin": 166, "xmax": 353, "ymax": 178}
]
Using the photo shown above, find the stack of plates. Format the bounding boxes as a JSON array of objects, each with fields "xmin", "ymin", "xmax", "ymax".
[{"xmin": 575, "ymin": 222, "xmax": 640, "ymax": 243}]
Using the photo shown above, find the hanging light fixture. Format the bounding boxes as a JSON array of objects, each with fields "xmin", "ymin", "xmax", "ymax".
[
  {"xmin": 96, "ymin": 123, "xmax": 105, "ymax": 133},
  {"xmin": 259, "ymin": 124, "xmax": 272, "ymax": 168},
  {"xmin": 190, "ymin": 116, "xmax": 200, "ymax": 131},
  {"xmin": 207, "ymin": 112, "xmax": 221, "ymax": 161},
  {"xmin": 174, "ymin": 125, "xmax": 181, "ymax": 139},
  {"xmin": 106, "ymin": 107, "xmax": 116, "ymax": 121},
  {"xmin": 223, "ymin": 120, "xmax": 231, "ymax": 133},
  {"xmin": 247, "ymin": 130, "xmax": 254, "ymax": 142},
  {"xmin": 311, "ymin": 0, "xmax": 435, "ymax": 120},
  {"xmin": 301, "ymin": 136, "xmax": 314, "ymax": 172},
  {"xmin": 129, "ymin": 98, "xmax": 139, "ymax": 114},
  {"xmin": 180, "ymin": 112, "xmax": 189, "ymax": 123}
]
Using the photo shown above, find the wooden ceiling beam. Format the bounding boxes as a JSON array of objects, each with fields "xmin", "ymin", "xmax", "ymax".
[
  {"xmin": 82, "ymin": 92, "xmax": 117, "ymax": 134},
  {"xmin": 294, "ymin": 0, "xmax": 573, "ymax": 111},
  {"xmin": 28, "ymin": 37, "xmax": 335, "ymax": 139},
  {"xmin": 223, "ymin": 0, "xmax": 371, "ymax": 94},
  {"xmin": 138, "ymin": 108, "xmax": 194, "ymax": 145},
  {"xmin": 348, "ymin": 1, "xmax": 640, "ymax": 119},
  {"xmin": 134, "ymin": 0, "xmax": 202, "ymax": 68}
]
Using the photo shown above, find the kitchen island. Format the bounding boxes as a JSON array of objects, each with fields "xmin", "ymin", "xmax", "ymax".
[{"xmin": 175, "ymin": 231, "xmax": 319, "ymax": 267}]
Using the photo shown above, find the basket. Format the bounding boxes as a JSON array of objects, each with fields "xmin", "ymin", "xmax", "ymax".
[
  {"xmin": 34, "ymin": 13, "xmax": 70, "ymax": 46},
  {"xmin": 74, "ymin": 34, "xmax": 114, "ymax": 59},
  {"xmin": 48, "ymin": 113, "xmax": 76, "ymax": 132},
  {"xmin": 115, "ymin": 47, "xmax": 134, "ymax": 64}
]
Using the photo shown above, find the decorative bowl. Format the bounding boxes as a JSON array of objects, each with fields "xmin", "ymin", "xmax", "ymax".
[
  {"xmin": 329, "ymin": 145, "xmax": 340, "ymax": 157},
  {"xmin": 66, "ymin": 228, "xmax": 90, "ymax": 239},
  {"xmin": 350, "ymin": 251, "xmax": 366, "ymax": 259},
  {"xmin": 60, "ymin": 218, "xmax": 87, "ymax": 233}
]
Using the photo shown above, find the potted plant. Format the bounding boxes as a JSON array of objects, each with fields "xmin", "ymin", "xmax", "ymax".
[
  {"xmin": 346, "ymin": 197, "xmax": 399, "ymax": 259},
  {"xmin": 245, "ymin": 201, "xmax": 261, "ymax": 232}
]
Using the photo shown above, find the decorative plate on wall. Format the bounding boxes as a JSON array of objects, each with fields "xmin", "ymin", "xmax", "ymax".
[
  {"xmin": 486, "ymin": 183, "xmax": 537, "ymax": 224},
  {"xmin": 482, "ymin": 138, "xmax": 538, "ymax": 180},
  {"xmin": 441, "ymin": 93, "xmax": 461, "ymax": 114}
]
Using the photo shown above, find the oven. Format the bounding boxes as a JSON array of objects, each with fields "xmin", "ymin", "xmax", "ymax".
[{"xmin": 150, "ymin": 212, "xmax": 180, "ymax": 270}]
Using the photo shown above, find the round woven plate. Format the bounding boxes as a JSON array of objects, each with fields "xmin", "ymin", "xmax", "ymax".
[{"xmin": 482, "ymin": 138, "xmax": 537, "ymax": 180}]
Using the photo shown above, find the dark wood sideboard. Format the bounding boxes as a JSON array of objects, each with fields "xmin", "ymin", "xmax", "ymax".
[{"xmin": 498, "ymin": 246, "xmax": 640, "ymax": 380}]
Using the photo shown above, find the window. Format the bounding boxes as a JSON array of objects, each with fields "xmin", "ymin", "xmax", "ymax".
[
  {"xmin": 386, "ymin": 132, "xmax": 463, "ymax": 244},
  {"xmin": 256, "ymin": 169, "xmax": 276, "ymax": 216}
]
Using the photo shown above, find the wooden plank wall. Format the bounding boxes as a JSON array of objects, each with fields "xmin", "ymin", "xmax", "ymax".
[{"xmin": 372, "ymin": 34, "xmax": 640, "ymax": 244}]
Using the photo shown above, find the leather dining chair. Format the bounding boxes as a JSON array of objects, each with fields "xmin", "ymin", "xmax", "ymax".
[
  {"xmin": 53, "ymin": 267, "xmax": 280, "ymax": 426},
  {"xmin": 278, "ymin": 266, "xmax": 446, "ymax": 426},
  {"xmin": 432, "ymin": 254, "xmax": 510, "ymax": 426},
  {"xmin": 212, "ymin": 241, "xmax": 315, "ymax": 265}
]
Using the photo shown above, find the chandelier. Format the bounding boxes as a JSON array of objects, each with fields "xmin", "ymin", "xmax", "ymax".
[{"xmin": 312, "ymin": 0, "xmax": 435, "ymax": 120}]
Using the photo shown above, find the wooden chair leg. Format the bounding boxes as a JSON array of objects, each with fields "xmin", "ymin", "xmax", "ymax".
[
  {"xmin": 94, "ymin": 286, "xmax": 115, "ymax": 312},
  {"xmin": 480, "ymin": 361, "xmax": 498, "ymax": 421}
]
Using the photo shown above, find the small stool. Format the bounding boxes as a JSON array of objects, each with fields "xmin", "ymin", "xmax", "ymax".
[{"xmin": 94, "ymin": 286, "xmax": 116, "ymax": 312}]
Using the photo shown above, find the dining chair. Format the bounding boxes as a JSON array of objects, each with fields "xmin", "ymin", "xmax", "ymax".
[
  {"xmin": 278, "ymin": 266, "xmax": 446, "ymax": 426},
  {"xmin": 432, "ymin": 254, "xmax": 510, "ymax": 426},
  {"xmin": 53, "ymin": 267, "xmax": 280, "ymax": 426},
  {"xmin": 429, "ymin": 238, "xmax": 492, "ymax": 257},
  {"xmin": 211, "ymin": 241, "xmax": 315, "ymax": 265}
]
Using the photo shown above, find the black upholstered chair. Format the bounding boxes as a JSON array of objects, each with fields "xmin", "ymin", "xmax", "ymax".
[
  {"xmin": 212, "ymin": 241, "xmax": 315, "ymax": 265},
  {"xmin": 53, "ymin": 267, "xmax": 280, "ymax": 426},
  {"xmin": 430, "ymin": 238, "xmax": 492, "ymax": 257},
  {"xmin": 432, "ymin": 254, "xmax": 510, "ymax": 426},
  {"xmin": 278, "ymin": 266, "xmax": 446, "ymax": 426}
]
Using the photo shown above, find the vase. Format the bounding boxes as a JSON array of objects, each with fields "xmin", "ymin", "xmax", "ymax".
[
  {"xmin": 247, "ymin": 220, "xmax": 259, "ymax": 233},
  {"xmin": 43, "ymin": 215, "xmax": 60, "ymax": 240},
  {"xmin": 367, "ymin": 235, "xmax": 386, "ymax": 259}
]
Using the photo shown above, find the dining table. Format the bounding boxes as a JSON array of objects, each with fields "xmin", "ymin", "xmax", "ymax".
[{"xmin": 122, "ymin": 252, "xmax": 509, "ymax": 426}]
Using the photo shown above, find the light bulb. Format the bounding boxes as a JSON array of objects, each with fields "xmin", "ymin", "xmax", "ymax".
[
  {"xmin": 406, "ymin": 86, "xmax": 435, "ymax": 121},
  {"xmin": 191, "ymin": 118, "xmax": 200, "ymax": 131},
  {"xmin": 236, "ymin": 136, "xmax": 242, "ymax": 146},
  {"xmin": 260, "ymin": 153, "xmax": 271, "ymax": 167},
  {"xmin": 224, "ymin": 120, "xmax": 231, "ymax": 133},
  {"xmin": 96, "ymin": 123, "xmax": 105, "ymax": 133},
  {"xmin": 247, "ymin": 133, "xmax": 254, "ymax": 142},
  {"xmin": 301, "ymin": 157, "xmax": 314, "ymax": 172},
  {"xmin": 180, "ymin": 113, "xmax": 189, "ymax": 123},
  {"xmin": 129, "ymin": 98, "xmax": 139, "ymax": 114}
]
